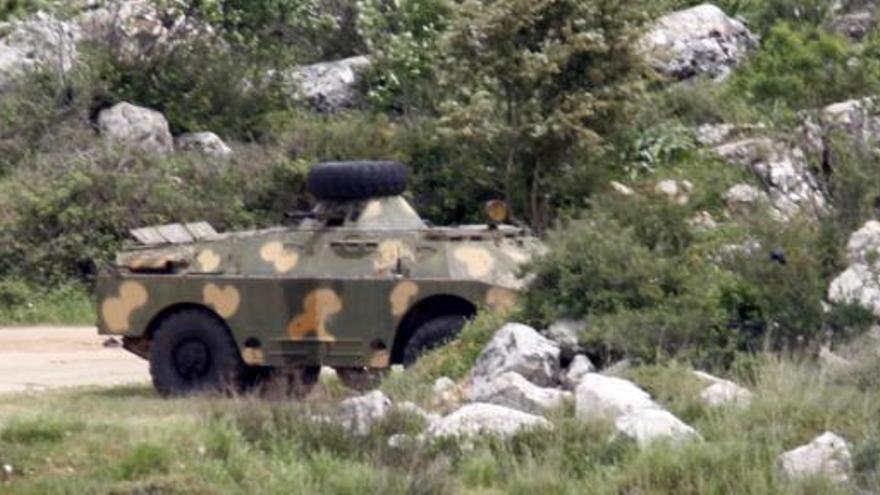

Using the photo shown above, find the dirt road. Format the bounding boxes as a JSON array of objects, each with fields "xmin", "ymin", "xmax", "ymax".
[{"xmin": 0, "ymin": 327, "xmax": 149, "ymax": 393}]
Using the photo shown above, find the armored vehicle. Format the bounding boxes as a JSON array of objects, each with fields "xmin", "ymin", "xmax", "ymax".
[{"xmin": 96, "ymin": 161, "xmax": 539, "ymax": 395}]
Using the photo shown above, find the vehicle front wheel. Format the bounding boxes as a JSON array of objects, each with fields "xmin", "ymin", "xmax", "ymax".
[
  {"xmin": 149, "ymin": 309, "xmax": 246, "ymax": 396},
  {"xmin": 402, "ymin": 315, "xmax": 468, "ymax": 366}
]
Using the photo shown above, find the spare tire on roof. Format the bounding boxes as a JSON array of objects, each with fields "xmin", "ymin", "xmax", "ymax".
[{"xmin": 307, "ymin": 161, "xmax": 408, "ymax": 201}]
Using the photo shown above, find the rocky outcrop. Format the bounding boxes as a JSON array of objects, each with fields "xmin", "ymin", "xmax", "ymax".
[
  {"xmin": 829, "ymin": 221, "xmax": 880, "ymax": 317},
  {"xmin": 639, "ymin": 4, "xmax": 758, "ymax": 81},
  {"xmin": 287, "ymin": 55, "xmax": 370, "ymax": 112},
  {"xmin": 700, "ymin": 124, "xmax": 826, "ymax": 219},
  {"xmin": 175, "ymin": 131, "xmax": 232, "ymax": 157},
  {"xmin": 336, "ymin": 390, "xmax": 392, "ymax": 436},
  {"xmin": 467, "ymin": 371, "xmax": 571, "ymax": 414},
  {"xmin": 778, "ymin": 432, "xmax": 852, "ymax": 484},
  {"xmin": 693, "ymin": 371, "xmax": 752, "ymax": 407},
  {"xmin": 76, "ymin": 0, "xmax": 214, "ymax": 62},
  {"xmin": 0, "ymin": 12, "xmax": 80, "ymax": 91},
  {"xmin": 469, "ymin": 323, "xmax": 561, "ymax": 387},
  {"xmin": 615, "ymin": 408, "xmax": 701, "ymax": 447},
  {"xmin": 426, "ymin": 402, "xmax": 552, "ymax": 440},
  {"xmin": 802, "ymin": 98, "xmax": 880, "ymax": 166},
  {"xmin": 97, "ymin": 102, "xmax": 174, "ymax": 154}
]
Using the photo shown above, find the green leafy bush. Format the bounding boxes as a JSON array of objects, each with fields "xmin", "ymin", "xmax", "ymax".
[{"xmin": 729, "ymin": 23, "xmax": 880, "ymax": 110}]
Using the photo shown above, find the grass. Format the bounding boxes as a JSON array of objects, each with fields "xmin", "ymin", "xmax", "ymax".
[{"xmin": 0, "ymin": 354, "xmax": 877, "ymax": 494}]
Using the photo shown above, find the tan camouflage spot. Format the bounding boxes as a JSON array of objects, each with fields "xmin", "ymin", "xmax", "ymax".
[
  {"xmin": 374, "ymin": 240, "xmax": 415, "ymax": 275},
  {"xmin": 360, "ymin": 200, "xmax": 383, "ymax": 220},
  {"xmin": 260, "ymin": 241, "xmax": 299, "ymax": 273},
  {"xmin": 203, "ymin": 283, "xmax": 240, "ymax": 318},
  {"xmin": 241, "ymin": 347, "xmax": 265, "ymax": 365},
  {"xmin": 369, "ymin": 349, "xmax": 391, "ymax": 368},
  {"xmin": 389, "ymin": 281, "xmax": 419, "ymax": 316},
  {"xmin": 287, "ymin": 289, "xmax": 342, "ymax": 342},
  {"xmin": 486, "ymin": 287, "xmax": 517, "ymax": 312},
  {"xmin": 196, "ymin": 249, "xmax": 221, "ymax": 272},
  {"xmin": 454, "ymin": 246, "xmax": 494, "ymax": 279},
  {"xmin": 101, "ymin": 281, "xmax": 149, "ymax": 333}
]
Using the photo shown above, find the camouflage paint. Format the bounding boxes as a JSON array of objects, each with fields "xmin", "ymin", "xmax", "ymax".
[{"xmin": 96, "ymin": 196, "xmax": 540, "ymax": 368}]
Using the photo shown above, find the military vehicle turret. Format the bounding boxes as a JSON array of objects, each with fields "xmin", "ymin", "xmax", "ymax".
[{"xmin": 96, "ymin": 161, "xmax": 539, "ymax": 396}]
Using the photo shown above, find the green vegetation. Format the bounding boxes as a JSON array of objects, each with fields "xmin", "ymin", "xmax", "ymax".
[{"xmin": 1, "ymin": 355, "xmax": 877, "ymax": 493}]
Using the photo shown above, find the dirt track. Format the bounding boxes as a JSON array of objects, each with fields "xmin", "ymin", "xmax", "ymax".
[{"xmin": 0, "ymin": 327, "xmax": 149, "ymax": 393}]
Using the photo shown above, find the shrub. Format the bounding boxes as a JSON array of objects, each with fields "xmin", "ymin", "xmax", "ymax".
[{"xmin": 729, "ymin": 23, "xmax": 880, "ymax": 110}]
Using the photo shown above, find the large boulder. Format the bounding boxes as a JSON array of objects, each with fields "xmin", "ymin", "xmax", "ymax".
[
  {"xmin": 722, "ymin": 183, "xmax": 768, "ymax": 215},
  {"xmin": 175, "ymin": 131, "xmax": 232, "ymax": 157},
  {"xmin": 639, "ymin": 4, "xmax": 758, "ymax": 81},
  {"xmin": 467, "ymin": 371, "xmax": 571, "ymax": 415},
  {"xmin": 427, "ymin": 403, "xmax": 552, "ymax": 440},
  {"xmin": 287, "ymin": 55, "xmax": 371, "ymax": 112},
  {"xmin": 778, "ymin": 432, "xmax": 852, "ymax": 484},
  {"xmin": 469, "ymin": 323, "xmax": 561, "ymax": 387},
  {"xmin": 0, "ymin": 12, "xmax": 80, "ymax": 91},
  {"xmin": 829, "ymin": 221, "xmax": 880, "ymax": 317},
  {"xmin": 97, "ymin": 102, "xmax": 174, "ymax": 154},
  {"xmin": 76, "ymin": 0, "xmax": 214, "ymax": 62},
  {"xmin": 702, "ymin": 125, "xmax": 826, "ymax": 219},
  {"xmin": 336, "ymin": 390, "xmax": 392, "ymax": 436},
  {"xmin": 574, "ymin": 374, "xmax": 658, "ymax": 420},
  {"xmin": 828, "ymin": 2, "xmax": 876, "ymax": 41},
  {"xmin": 615, "ymin": 408, "xmax": 701, "ymax": 447}
]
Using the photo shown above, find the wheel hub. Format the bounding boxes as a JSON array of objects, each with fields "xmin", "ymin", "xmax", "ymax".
[{"xmin": 173, "ymin": 339, "xmax": 212, "ymax": 379}]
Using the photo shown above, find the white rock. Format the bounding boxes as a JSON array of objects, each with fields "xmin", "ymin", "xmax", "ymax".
[
  {"xmin": 469, "ymin": 323, "xmax": 561, "ymax": 387},
  {"xmin": 688, "ymin": 210, "xmax": 718, "ymax": 231},
  {"xmin": 98, "ymin": 102, "xmax": 174, "ymax": 154},
  {"xmin": 544, "ymin": 319, "xmax": 584, "ymax": 358},
  {"xmin": 654, "ymin": 179, "xmax": 693, "ymax": 204},
  {"xmin": 639, "ymin": 4, "xmax": 758, "ymax": 81},
  {"xmin": 722, "ymin": 184, "xmax": 767, "ymax": 214},
  {"xmin": 387, "ymin": 433, "xmax": 420, "ymax": 449},
  {"xmin": 575, "ymin": 373, "xmax": 658, "ymax": 420},
  {"xmin": 175, "ymin": 131, "xmax": 232, "ymax": 156},
  {"xmin": 427, "ymin": 403, "xmax": 552, "ymax": 440},
  {"xmin": 563, "ymin": 355, "xmax": 595, "ymax": 390},
  {"xmin": 467, "ymin": 371, "xmax": 571, "ymax": 415},
  {"xmin": 693, "ymin": 370, "xmax": 752, "ymax": 407},
  {"xmin": 779, "ymin": 432, "xmax": 852, "ymax": 484},
  {"xmin": 433, "ymin": 376, "xmax": 456, "ymax": 395},
  {"xmin": 287, "ymin": 55, "xmax": 371, "ymax": 112},
  {"xmin": 615, "ymin": 408, "xmax": 701, "ymax": 448},
  {"xmin": 336, "ymin": 390, "xmax": 392, "ymax": 436},
  {"xmin": 0, "ymin": 12, "xmax": 80, "ymax": 91},
  {"xmin": 829, "ymin": 221, "xmax": 880, "ymax": 317},
  {"xmin": 610, "ymin": 181, "xmax": 635, "ymax": 196}
]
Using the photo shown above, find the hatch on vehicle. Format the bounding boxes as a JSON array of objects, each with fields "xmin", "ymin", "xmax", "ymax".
[{"xmin": 130, "ymin": 222, "xmax": 218, "ymax": 246}]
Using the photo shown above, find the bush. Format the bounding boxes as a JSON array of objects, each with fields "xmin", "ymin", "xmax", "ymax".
[
  {"xmin": 0, "ymin": 147, "xmax": 308, "ymax": 286},
  {"xmin": 729, "ymin": 23, "xmax": 880, "ymax": 111}
]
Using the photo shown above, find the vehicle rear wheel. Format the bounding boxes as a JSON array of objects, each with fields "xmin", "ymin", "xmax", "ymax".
[
  {"xmin": 149, "ymin": 309, "xmax": 245, "ymax": 396},
  {"xmin": 402, "ymin": 315, "xmax": 468, "ymax": 366}
]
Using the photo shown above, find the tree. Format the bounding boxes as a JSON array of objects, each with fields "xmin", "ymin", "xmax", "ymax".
[{"xmin": 437, "ymin": 0, "xmax": 648, "ymax": 230}]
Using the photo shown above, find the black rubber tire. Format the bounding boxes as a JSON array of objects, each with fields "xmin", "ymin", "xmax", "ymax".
[
  {"xmin": 307, "ymin": 161, "xmax": 408, "ymax": 201},
  {"xmin": 402, "ymin": 315, "xmax": 468, "ymax": 366},
  {"xmin": 149, "ymin": 309, "xmax": 246, "ymax": 396}
]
